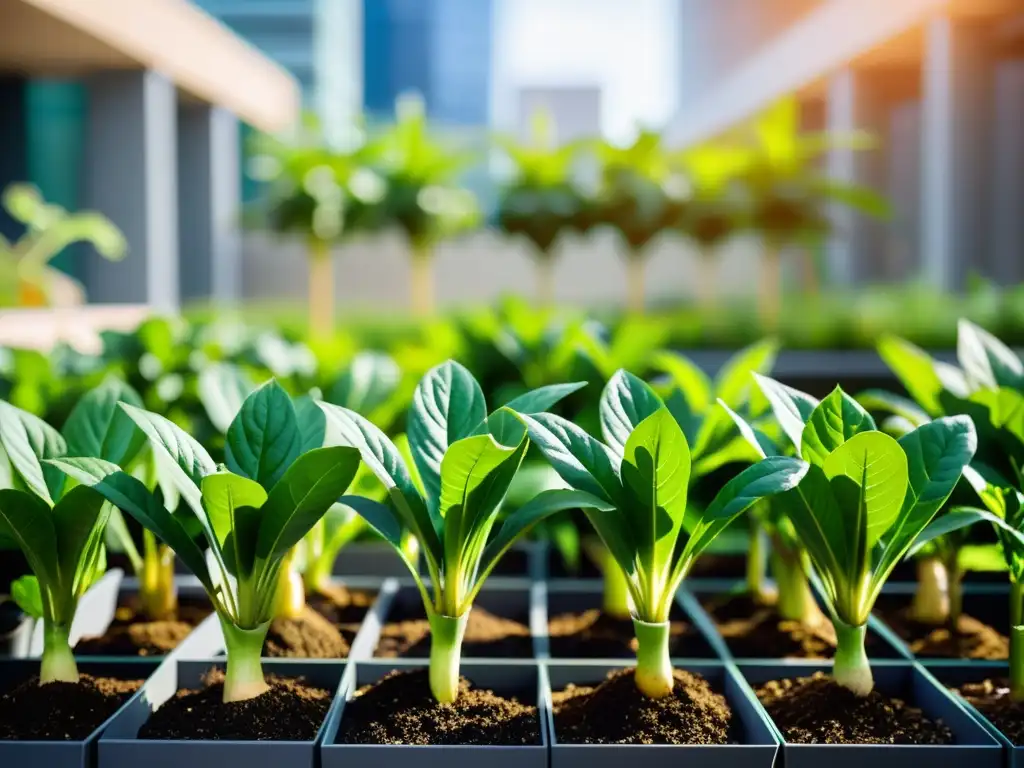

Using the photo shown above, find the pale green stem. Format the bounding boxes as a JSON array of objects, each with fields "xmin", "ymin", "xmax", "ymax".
[
  {"xmin": 771, "ymin": 550, "xmax": 821, "ymax": 625},
  {"xmin": 1011, "ymin": 582, "xmax": 1024, "ymax": 701},
  {"xmin": 633, "ymin": 618, "xmax": 674, "ymax": 698},
  {"xmin": 747, "ymin": 525, "xmax": 767, "ymax": 599},
  {"xmin": 39, "ymin": 621, "xmax": 78, "ymax": 684},
  {"xmin": 427, "ymin": 610, "xmax": 468, "ymax": 703},
  {"xmin": 220, "ymin": 617, "xmax": 271, "ymax": 703},
  {"xmin": 140, "ymin": 534, "xmax": 177, "ymax": 621},
  {"xmin": 603, "ymin": 558, "xmax": 631, "ymax": 620},
  {"xmin": 275, "ymin": 548, "xmax": 306, "ymax": 619},
  {"xmin": 946, "ymin": 554, "xmax": 963, "ymax": 629},
  {"xmin": 833, "ymin": 620, "xmax": 872, "ymax": 696},
  {"xmin": 910, "ymin": 556, "xmax": 949, "ymax": 626}
]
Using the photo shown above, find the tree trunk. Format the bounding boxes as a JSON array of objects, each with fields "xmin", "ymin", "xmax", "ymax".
[
  {"xmin": 307, "ymin": 239, "xmax": 334, "ymax": 338},
  {"xmin": 536, "ymin": 253, "xmax": 555, "ymax": 309},
  {"xmin": 758, "ymin": 243, "xmax": 782, "ymax": 328},
  {"xmin": 626, "ymin": 251, "xmax": 646, "ymax": 314},
  {"xmin": 411, "ymin": 243, "xmax": 434, "ymax": 316}
]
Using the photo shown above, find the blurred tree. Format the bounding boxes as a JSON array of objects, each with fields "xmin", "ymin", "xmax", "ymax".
[
  {"xmin": 494, "ymin": 109, "xmax": 590, "ymax": 308},
  {"xmin": 593, "ymin": 130, "xmax": 687, "ymax": 314},
  {"xmin": 0, "ymin": 183, "xmax": 125, "ymax": 308},
  {"xmin": 360, "ymin": 94, "xmax": 479, "ymax": 316}
]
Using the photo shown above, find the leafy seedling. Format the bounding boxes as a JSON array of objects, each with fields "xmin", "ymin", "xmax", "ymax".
[
  {"xmin": 50, "ymin": 380, "xmax": 361, "ymax": 702},
  {"xmin": 522, "ymin": 369, "xmax": 808, "ymax": 698},
  {"xmin": 319, "ymin": 360, "xmax": 594, "ymax": 702}
]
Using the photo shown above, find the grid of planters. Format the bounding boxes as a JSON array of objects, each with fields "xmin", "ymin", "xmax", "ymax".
[{"xmin": 2, "ymin": 318, "xmax": 1024, "ymax": 767}]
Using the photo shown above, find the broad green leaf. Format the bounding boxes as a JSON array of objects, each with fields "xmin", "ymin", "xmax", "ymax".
[
  {"xmin": 715, "ymin": 339, "xmax": 778, "ymax": 408},
  {"xmin": 327, "ymin": 352, "xmax": 400, "ymax": 414},
  {"xmin": 823, "ymin": 431, "xmax": 908, "ymax": 551},
  {"xmin": 62, "ymin": 377, "xmax": 146, "ymax": 466},
  {"xmin": 104, "ymin": 506, "xmax": 142, "ymax": 572},
  {"xmin": 0, "ymin": 488, "xmax": 59, "ymax": 599},
  {"xmin": 499, "ymin": 381, "xmax": 588, "ymax": 415},
  {"xmin": 619, "ymin": 409, "xmax": 690, "ymax": 578},
  {"xmin": 692, "ymin": 435, "xmax": 763, "ymax": 478},
  {"xmin": 256, "ymin": 446, "xmax": 361, "ymax": 561},
  {"xmin": 201, "ymin": 472, "xmax": 267, "ymax": 577},
  {"xmin": 52, "ymin": 484, "xmax": 111, "ymax": 599},
  {"xmin": 599, "ymin": 369, "xmax": 663, "ymax": 458},
  {"xmin": 717, "ymin": 400, "xmax": 780, "ymax": 458},
  {"xmin": 653, "ymin": 351, "xmax": 712, "ymax": 413},
  {"xmin": 198, "ymin": 363, "xmax": 255, "ymax": 434},
  {"xmin": 476, "ymin": 488, "xmax": 615, "ymax": 591},
  {"xmin": 969, "ymin": 388, "xmax": 1024, "ymax": 445},
  {"xmin": 318, "ymin": 403, "xmax": 440, "ymax": 560},
  {"xmin": 855, "ymin": 389, "xmax": 931, "ymax": 429},
  {"xmin": 877, "ymin": 335, "xmax": 944, "ymax": 416},
  {"xmin": 11, "ymin": 574, "xmax": 43, "ymax": 618},
  {"xmin": 338, "ymin": 495, "xmax": 405, "ymax": 549},
  {"xmin": 0, "ymin": 400, "xmax": 66, "ymax": 504},
  {"xmin": 800, "ymin": 387, "xmax": 876, "ymax": 466},
  {"xmin": 907, "ymin": 507, "xmax": 1024, "ymax": 559},
  {"xmin": 774, "ymin": 465, "xmax": 846, "ymax": 594},
  {"xmin": 520, "ymin": 412, "xmax": 624, "ymax": 506},
  {"xmin": 46, "ymin": 457, "xmax": 214, "ymax": 593},
  {"xmin": 753, "ymin": 374, "xmax": 818, "ymax": 452},
  {"xmin": 664, "ymin": 389, "xmax": 702, "ymax": 447},
  {"xmin": 225, "ymin": 380, "xmax": 303, "ymax": 490},
  {"xmin": 677, "ymin": 456, "xmax": 808, "ymax": 582},
  {"xmin": 407, "ymin": 361, "xmax": 487, "ymax": 506},
  {"xmin": 957, "ymin": 319, "xmax": 1024, "ymax": 391},
  {"xmin": 294, "ymin": 393, "xmax": 327, "ymax": 452}
]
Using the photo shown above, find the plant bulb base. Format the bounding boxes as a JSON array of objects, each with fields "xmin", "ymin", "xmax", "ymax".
[
  {"xmin": 633, "ymin": 618, "xmax": 674, "ymax": 699},
  {"xmin": 428, "ymin": 610, "xmax": 468, "ymax": 703},
  {"xmin": 40, "ymin": 622, "xmax": 78, "ymax": 684},
  {"xmin": 220, "ymin": 618, "xmax": 271, "ymax": 704},
  {"xmin": 910, "ymin": 557, "xmax": 949, "ymax": 626},
  {"xmin": 833, "ymin": 620, "xmax": 873, "ymax": 696}
]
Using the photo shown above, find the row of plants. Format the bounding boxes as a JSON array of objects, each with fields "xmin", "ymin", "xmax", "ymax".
[{"xmin": 1, "ymin": 317, "xmax": 1023, "ymax": 761}]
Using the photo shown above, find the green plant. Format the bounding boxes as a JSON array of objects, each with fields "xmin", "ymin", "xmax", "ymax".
[
  {"xmin": 0, "ymin": 183, "xmax": 126, "ymax": 307},
  {"xmin": 0, "ymin": 398, "xmax": 116, "ymax": 683},
  {"xmin": 521, "ymin": 370, "xmax": 808, "ymax": 697},
  {"xmin": 318, "ymin": 360, "xmax": 594, "ymax": 702},
  {"xmin": 745, "ymin": 377, "xmax": 976, "ymax": 695},
  {"xmin": 50, "ymin": 381, "xmax": 361, "ymax": 702}
]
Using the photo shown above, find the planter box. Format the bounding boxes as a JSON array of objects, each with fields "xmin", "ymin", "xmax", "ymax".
[
  {"xmin": 682, "ymin": 579, "xmax": 909, "ymax": 660},
  {"xmin": 172, "ymin": 576, "xmax": 391, "ymax": 661},
  {"xmin": 0, "ymin": 658, "xmax": 159, "ymax": 768},
  {"xmin": 375, "ymin": 578, "xmax": 540, "ymax": 659},
  {"xmin": 22, "ymin": 570, "xmax": 124, "ymax": 659},
  {"xmin": 321, "ymin": 659, "xmax": 548, "ymax": 768},
  {"xmin": 333, "ymin": 542, "xmax": 418, "ymax": 579},
  {"xmin": 541, "ymin": 579, "xmax": 721, "ymax": 661},
  {"xmin": 543, "ymin": 660, "xmax": 779, "ymax": 768},
  {"xmin": 922, "ymin": 661, "xmax": 1024, "ymax": 766},
  {"xmin": 0, "ymin": 606, "xmax": 32, "ymax": 658},
  {"xmin": 99, "ymin": 659, "xmax": 345, "ymax": 768},
  {"xmin": 737, "ymin": 661, "xmax": 1002, "ymax": 768}
]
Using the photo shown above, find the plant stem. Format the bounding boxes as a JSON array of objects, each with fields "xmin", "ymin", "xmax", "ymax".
[
  {"xmin": 275, "ymin": 549, "xmax": 306, "ymax": 619},
  {"xmin": 39, "ymin": 621, "xmax": 78, "ymax": 684},
  {"xmin": 411, "ymin": 243, "xmax": 434, "ymax": 316},
  {"xmin": 626, "ymin": 251, "xmax": 646, "ymax": 314},
  {"xmin": 140, "ymin": 533, "xmax": 177, "ymax": 621},
  {"xmin": 946, "ymin": 554, "xmax": 963, "ymax": 631},
  {"xmin": 771, "ymin": 549, "xmax": 822, "ymax": 625},
  {"xmin": 427, "ymin": 610, "xmax": 468, "ymax": 703},
  {"xmin": 833, "ymin": 620, "xmax": 873, "ymax": 696},
  {"xmin": 910, "ymin": 556, "xmax": 949, "ymax": 626},
  {"xmin": 1011, "ymin": 581, "xmax": 1024, "ymax": 701},
  {"xmin": 220, "ymin": 617, "xmax": 270, "ymax": 703},
  {"xmin": 308, "ymin": 239, "xmax": 334, "ymax": 338},
  {"xmin": 747, "ymin": 523, "xmax": 768, "ymax": 599},
  {"xmin": 603, "ymin": 557, "xmax": 632, "ymax": 620},
  {"xmin": 536, "ymin": 253, "xmax": 555, "ymax": 308},
  {"xmin": 633, "ymin": 618, "xmax": 674, "ymax": 698}
]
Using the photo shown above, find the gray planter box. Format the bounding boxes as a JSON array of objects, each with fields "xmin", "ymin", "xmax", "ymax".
[
  {"xmin": 321, "ymin": 659, "xmax": 548, "ymax": 767},
  {"xmin": 333, "ymin": 542, "xmax": 419, "ymax": 578},
  {"xmin": 98, "ymin": 659, "xmax": 346, "ymax": 768},
  {"xmin": 681, "ymin": 579, "xmax": 910, "ymax": 660},
  {"xmin": 542, "ymin": 579, "xmax": 720, "ymax": 660},
  {"xmin": 872, "ymin": 584, "xmax": 1009, "ymax": 661},
  {"xmin": 737, "ymin": 661, "xmax": 1002, "ymax": 768},
  {"xmin": 375, "ymin": 578, "xmax": 539, "ymax": 659},
  {"xmin": 172, "ymin": 576, "xmax": 390, "ymax": 661},
  {"xmin": 543, "ymin": 660, "xmax": 779, "ymax": 768},
  {"xmin": 0, "ymin": 657, "xmax": 160, "ymax": 768},
  {"xmin": 21, "ymin": 570, "xmax": 124, "ymax": 659},
  {"xmin": 922, "ymin": 660, "xmax": 1024, "ymax": 766}
]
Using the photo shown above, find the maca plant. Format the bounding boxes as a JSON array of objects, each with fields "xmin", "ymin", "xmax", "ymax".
[
  {"xmin": 50, "ymin": 381, "xmax": 361, "ymax": 703},
  {"xmin": 521, "ymin": 370, "xmax": 808, "ymax": 697},
  {"xmin": 735, "ymin": 378, "xmax": 977, "ymax": 695},
  {"xmin": 0, "ymin": 397, "xmax": 119, "ymax": 683},
  {"xmin": 318, "ymin": 360, "xmax": 595, "ymax": 703}
]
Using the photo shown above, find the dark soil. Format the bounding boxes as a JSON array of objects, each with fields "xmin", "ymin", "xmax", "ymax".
[
  {"xmin": 0, "ymin": 674, "xmax": 143, "ymax": 740},
  {"xmin": 552, "ymin": 667, "xmax": 734, "ymax": 744},
  {"xmin": 74, "ymin": 595, "xmax": 210, "ymax": 657},
  {"xmin": 958, "ymin": 679, "xmax": 1024, "ymax": 745},
  {"xmin": 340, "ymin": 668, "xmax": 539, "ymax": 745},
  {"xmin": 687, "ymin": 554, "xmax": 748, "ymax": 580},
  {"xmin": 756, "ymin": 672, "xmax": 954, "ymax": 744},
  {"xmin": 139, "ymin": 669, "xmax": 331, "ymax": 741},
  {"xmin": 876, "ymin": 606, "xmax": 1008, "ymax": 659},
  {"xmin": 375, "ymin": 605, "xmax": 532, "ymax": 658},
  {"xmin": 264, "ymin": 606, "xmax": 350, "ymax": 658},
  {"xmin": 307, "ymin": 584, "xmax": 375, "ymax": 627},
  {"xmin": 547, "ymin": 607, "xmax": 710, "ymax": 658}
]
